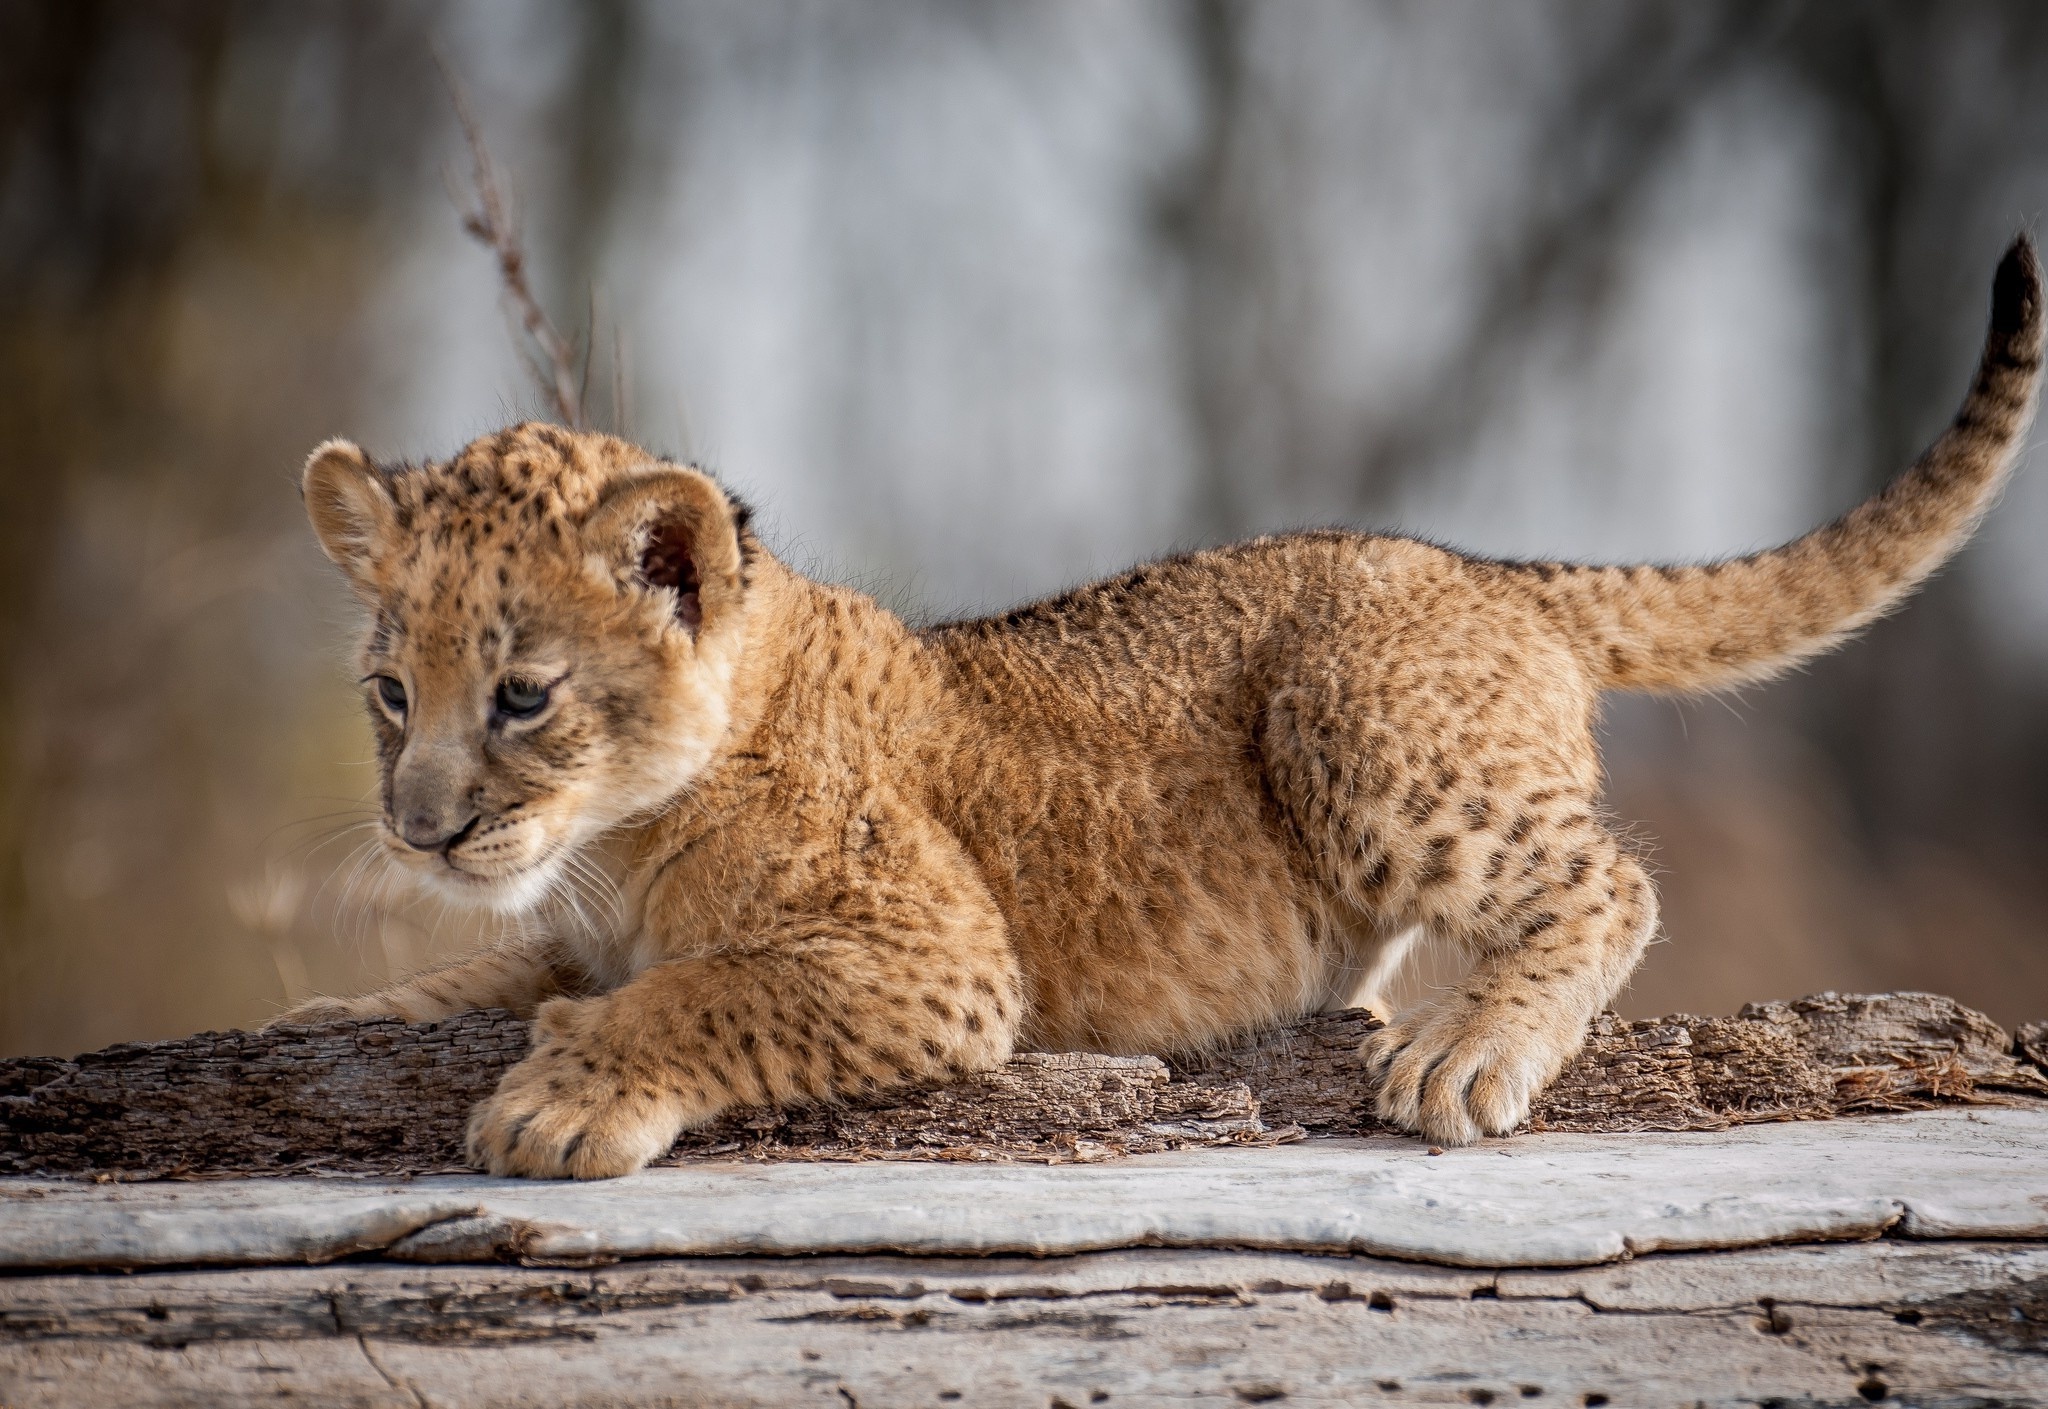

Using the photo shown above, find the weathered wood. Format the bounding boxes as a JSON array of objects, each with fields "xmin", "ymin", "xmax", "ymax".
[
  {"xmin": 0, "ymin": 1018, "xmax": 1277, "ymax": 1178},
  {"xmin": 7, "ymin": 994, "xmax": 2044, "ymax": 1408},
  {"xmin": 0, "ymin": 1013, "xmax": 529, "ymax": 1179},
  {"xmin": 4, "ymin": 1243, "xmax": 2045, "ymax": 1407},
  {"xmin": 9, "ymin": 1108, "xmax": 2048, "ymax": 1272},
  {"xmin": 1528, "ymin": 990, "xmax": 2048, "ymax": 1132},
  {"xmin": 2020, "ymin": 1017, "xmax": 2048, "ymax": 1072},
  {"xmin": 2, "ymin": 992, "xmax": 2043, "ymax": 1177},
  {"xmin": 666, "ymin": 1050, "xmax": 1276, "ymax": 1164}
]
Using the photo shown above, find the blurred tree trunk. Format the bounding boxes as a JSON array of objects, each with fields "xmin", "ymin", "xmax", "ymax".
[{"xmin": 0, "ymin": 1, "xmax": 444, "ymax": 1051}]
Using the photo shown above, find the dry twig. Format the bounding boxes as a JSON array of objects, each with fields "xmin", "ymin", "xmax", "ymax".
[{"xmin": 439, "ymin": 57, "xmax": 586, "ymax": 428}]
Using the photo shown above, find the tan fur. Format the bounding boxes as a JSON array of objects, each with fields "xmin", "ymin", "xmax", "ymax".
[{"xmin": 279, "ymin": 241, "xmax": 2043, "ymax": 1176}]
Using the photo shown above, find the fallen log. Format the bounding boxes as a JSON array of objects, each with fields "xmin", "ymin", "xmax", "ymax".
[
  {"xmin": 2, "ymin": 992, "xmax": 2043, "ymax": 1178},
  {"xmin": 9, "ymin": 1243, "xmax": 2048, "ymax": 1408},
  {"xmin": 6, "ymin": 1000, "xmax": 2048, "ymax": 1409}
]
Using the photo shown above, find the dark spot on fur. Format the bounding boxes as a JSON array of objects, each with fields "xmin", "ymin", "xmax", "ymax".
[
  {"xmin": 1418, "ymin": 835, "xmax": 1457, "ymax": 886},
  {"xmin": 1401, "ymin": 781, "xmax": 1438, "ymax": 824}
]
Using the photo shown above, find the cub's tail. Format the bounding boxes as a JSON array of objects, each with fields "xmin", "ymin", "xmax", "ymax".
[{"xmin": 1502, "ymin": 237, "xmax": 2044, "ymax": 694}]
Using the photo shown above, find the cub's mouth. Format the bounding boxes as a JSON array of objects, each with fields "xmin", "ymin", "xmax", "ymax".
[{"xmin": 382, "ymin": 817, "xmax": 568, "ymax": 917}]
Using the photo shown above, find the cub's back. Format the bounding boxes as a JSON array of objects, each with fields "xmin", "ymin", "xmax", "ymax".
[{"xmin": 913, "ymin": 530, "xmax": 1547, "ymax": 1052}]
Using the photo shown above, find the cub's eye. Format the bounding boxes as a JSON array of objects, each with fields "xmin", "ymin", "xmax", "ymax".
[
  {"xmin": 373, "ymin": 676, "xmax": 407, "ymax": 714},
  {"xmin": 495, "ymin": 679, "xmax": 550, "ymax": 719}
]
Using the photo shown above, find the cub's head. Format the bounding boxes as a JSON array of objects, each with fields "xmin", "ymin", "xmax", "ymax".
[{"xmin": 302, "ymin": 423, "xmax": 755, "ymax": 913}]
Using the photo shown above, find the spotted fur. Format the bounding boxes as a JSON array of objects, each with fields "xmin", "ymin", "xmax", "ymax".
[{"xmin": 279, "ymin": 240, "xmax": 2042, "ymax": 1175}]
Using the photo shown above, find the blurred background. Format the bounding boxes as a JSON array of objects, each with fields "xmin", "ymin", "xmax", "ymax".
[{"xmin": 5, "ymin": 0, "xmax": 2048, "ymax": 1059}]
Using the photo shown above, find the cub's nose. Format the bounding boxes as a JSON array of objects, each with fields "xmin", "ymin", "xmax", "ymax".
[{"xmin": 398, "ymin": 812, "xmax": 480, "ymax": 855}]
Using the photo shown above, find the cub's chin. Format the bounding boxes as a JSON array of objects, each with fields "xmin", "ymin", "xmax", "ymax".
[{"xmin": 389, "ymin": 842, "xmax": 566, "ymax": 918}]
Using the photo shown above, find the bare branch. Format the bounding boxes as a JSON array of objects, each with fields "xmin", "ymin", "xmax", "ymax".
[
  {"xmin": 437, "ymin": 54, "xmax": 585, "ymax": 428},
  {"xmin": 578, "ymin": 281, "xmax": 596, "ymax": 420},
  {"xmin": 611, "ymin": 304, "xmax": 630, "ymax": 432}
]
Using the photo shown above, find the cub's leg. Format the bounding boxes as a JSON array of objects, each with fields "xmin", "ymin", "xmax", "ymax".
[
  {"xmin": 1263, "ymin": 659, "xmax": 1653, "ymax": 1145},
  {"xmin": 266, "ymin": 939, "xmax": 583, "ymax": 1027},
  {"xmin": 465, "ymin": 871, "xmax": 1021, "ymax": 1179},
  {"xmin": 1360, "ymin": 822, "xmax": 1655, "ymax": 1144}
]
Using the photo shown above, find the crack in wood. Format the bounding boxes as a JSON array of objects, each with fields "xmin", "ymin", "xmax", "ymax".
[
  {"xmin": 1916, "ymin": 1273, "xmax": 2048, "ymax": 1354},
  {"xmin": 5, "ymin": 1263, "xmax": 2042, "ymax": 1348},
  {"xmin": 5, "ymin": 1245, "xmax": 2048, "ymax": 1409}
]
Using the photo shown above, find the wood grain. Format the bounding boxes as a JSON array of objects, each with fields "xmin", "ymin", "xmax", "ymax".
[{"xmin": 4, "ymin": 1244, "xmax": 2046, "ymax": 1407}]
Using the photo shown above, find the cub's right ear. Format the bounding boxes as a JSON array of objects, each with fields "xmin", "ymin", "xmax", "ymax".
[{"xmin": 301, "ymin": 439, "xmax": 395, "ymax": 598}]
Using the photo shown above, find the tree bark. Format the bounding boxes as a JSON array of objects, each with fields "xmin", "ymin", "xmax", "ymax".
[{"xmin": 2, "ymin": 993, "xmax": 2042, "ymax": 1178}]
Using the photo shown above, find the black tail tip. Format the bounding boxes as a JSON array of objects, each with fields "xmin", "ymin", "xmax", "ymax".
[{"xmin": 1992, "ymin": 234, "xmax": 2042, "ymax": 338}]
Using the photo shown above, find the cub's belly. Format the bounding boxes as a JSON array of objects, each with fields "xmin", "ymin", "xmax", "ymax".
[{"xmin": 1006, "ymin": 816, "xmax": 1358, "ymax": 1055}]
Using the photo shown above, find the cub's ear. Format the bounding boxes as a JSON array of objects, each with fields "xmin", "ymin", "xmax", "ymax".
[
  {"xmin": 580, "ymin": 467, "xmax": 746, "ymax": 637},
  {"xmin": 301, "ymin": 440, "xmax": 395, "ymax": 598}
]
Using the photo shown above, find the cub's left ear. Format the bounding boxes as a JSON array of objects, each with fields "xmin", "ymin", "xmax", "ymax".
[{"xmin": 580, "ymin": 467, "xmax": 747, "ymax": 637}]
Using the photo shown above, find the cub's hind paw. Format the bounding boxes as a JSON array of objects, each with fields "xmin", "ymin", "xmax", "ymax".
[{"xmin": 1361, "ymin": 1005, "xmax": 1567, "ymax": 1146}]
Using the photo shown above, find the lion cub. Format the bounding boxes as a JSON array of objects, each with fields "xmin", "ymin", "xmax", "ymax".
[{"xmin": 281, "ymin": 241, "xmax": 2041, "ymax": 1178}]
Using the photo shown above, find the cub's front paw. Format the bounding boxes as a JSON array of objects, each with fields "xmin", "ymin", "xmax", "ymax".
[
  {"xmin": 465, "ymin": 996, "xmax": 685, "ymax": 1179},
  {"xmin": 1361, "ymin": 1003, "xmax": 1577, "ymax": 1146},
  {"xmin": 263, "ymin": 995, "xmax": 382, "ymax": 1030}
]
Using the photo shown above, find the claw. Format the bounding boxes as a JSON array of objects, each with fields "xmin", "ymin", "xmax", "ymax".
[
  {"xmin": 1360, "ymin": 1002, "xmax": 1562, "ymax": 1146},
  {"xmin": 464, "ymin": 1011, "xmax": 687, "ymax": 1180}
]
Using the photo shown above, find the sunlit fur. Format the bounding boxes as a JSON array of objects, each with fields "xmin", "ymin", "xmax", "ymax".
[{"xmin": 276, "ymin": 242, "xmax": 2042, "ymax": 1178}]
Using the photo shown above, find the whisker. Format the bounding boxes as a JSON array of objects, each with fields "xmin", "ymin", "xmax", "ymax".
[
  {"xmin": 311, "ymin": 835, "xmax": 380, "ymax": 924},
  {"xmin": 555, "ymin": 864, "xmax": 598, "ymax": 939},
  {"xmin": 284, "ymin": 820, "xmax": 383, "ymax": 871},
  {"xmin": 560, "ymin": 848, "xmax": 624, "ymax": 932},
  {"xmin": 330, "ymin": 847, "xmax": 382, "ymax": 947}
]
